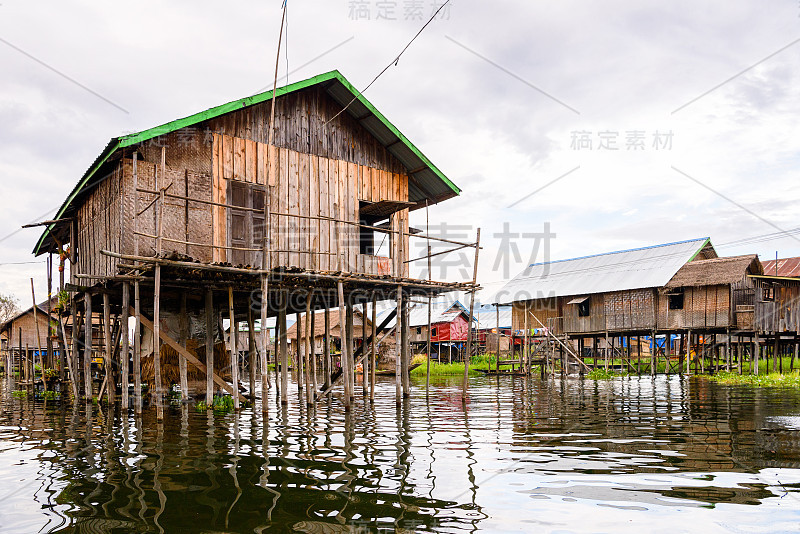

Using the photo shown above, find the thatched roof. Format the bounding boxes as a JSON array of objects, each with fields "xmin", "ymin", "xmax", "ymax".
[
  {"xmin": 285, "ymin": 309, "xmax": 373, "ymax": 341},
  {"xmin": 665, "ymin": 255, "xmax": 762, "ymax": 288}
]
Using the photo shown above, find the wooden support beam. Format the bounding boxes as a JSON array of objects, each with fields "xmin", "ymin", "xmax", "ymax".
[
  {"xmin": 395, "ymin": 286, "xmax": 402, "ymax": 405},
  {"xmin": 84, "ymin": 292, "xmax": 92, "ymax": 399},
  {"xmin": 401, "ymin": 297, "xmax": 410, "ymax": 398},
  {"xmin": 304, "ymin": 298, "xmax": 313, "ymax": 406},
  {"xmin": 153, "ymin": 264, "xmax": 164, "ymax": 419},
  {"xmin": 346, "ymin": 299, "xmax": 355, "ymax": 402},
  {"xmin": 296, "ymin": 311, "xmax": 304, "ymax": 395},
  {"xmin": 324, "ymin": 304, "xmax": 331, "ymax": 390},
  {"xmin": 134, "ymin": 281, "xmax": 142, "ymax": 412},
  {"xmin": 103, "ymin": 292, "xmax": 113, "ymax": 403},
  {"xmin": 205, "ymin": 289, "xmax": 214, "ymax": 402},
  {"xmin": 370, "ymin": 294, "xmax": 377, "ymax": 403},
  {"xmin": 179, "ymin": 292, "xmax": 189, "ymax": 400},
  {"xmin": 228, "ymin": 287, "xmax": 239, "ymax": 409},
  {"xmin": 260, "ymin": 275, "xmax": 270, "ymax": 412},
  {"xmin": 248, "ymin": 303, "xmax": 257, "ymax": 402},
  {"xmin": 310, "ymin": 303, "xmax": 318, "ymax": 402},
  {"xmin": 121, "ymin": 283, "xmax": 130, "ymax": 408},
  {"xmin": 279, "ymin": 293, "xmax": 289, "ymax": 405},
  {"xmin": 338, "ymin": 282, "xmax": 351, "ymax": 410},
  {"xmin": 133, "ymin": 307, "xmax": 234, "ymax": 395},
  {"xmin": 361, "ymin": 303, "xmax": 368, "ymax": 397}
]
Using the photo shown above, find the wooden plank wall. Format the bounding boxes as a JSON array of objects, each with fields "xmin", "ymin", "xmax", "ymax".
[
  {"xmin": 562, "ymin": 294, "xmax": 606, "ymax": 334},
  {"xmin": 512, "ymin": 299, "xmax": 560, "ymax": 334},
  {"xmin": 73, "ymin": 163, "xmax": 124, "ymax": 279},
  {"xmin": 211, "ymin": 133, "xmax": 408, "ymax": 275},
  {"xmin": 656, "ymin": 285, "xmax": 731, "ymax": 330},
  {"xmin": 604, "ymin": 289, "xmax": 656, "ymax": 332}
]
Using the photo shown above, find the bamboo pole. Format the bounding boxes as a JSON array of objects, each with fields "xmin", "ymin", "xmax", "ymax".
[
  {"xmin": 324, "ymin": 305, "xmax": 331, "ymax": 390},
  {"xmin": 370, "ymin": 294, "xmax": 377, "ymax": 403},
  {"xmin": 247, "ymin": 304, "xmax": 256, "ymax": 401},
  {"xmin": 260, "ymin": 275, "xmax": 270, "ymax": 412},
  {"xmin": 361, "ymin": 303, "xmax": 368, "ymax": 397},
  {"xmin": 134, "ymin": 281, "xmax": 142, "ymax": 412},
  {"xmin": 425, "ymin": 247, "xmax": 432, "ymax": 397},
  {"xmin": 205, "ymin": 289, "xmax": 214, "ymax": 404},
  {"xmin": 395, "ymin": 286, "xmax": 402, "ymax": 405},
  {"xmin": 103, "ymin": 292, "xmax": 113, "ymax": 403},
  {"xmin": 154, "ymin": 264, "xmax": 163, "ymax": 419},
  {"xmin": 30, "ymin": 279, "xmax": 47, "ymax": 392},
  {"xmin": 346, "ymin": 300, "xmax": 355, "ymax": 402},
  {"xmin": 279, "ymin": 292, "xmax": 289, "ymax": 405},
  {"xmin": 84, "ymin": 293, "xmax": 92, "ymax": 399},
  {"xmin": 121, "ymin": 283, "xmax": 130, "ymax": 408},
  {"xmin": 228, "ymin": 287, "xmax": 239, "ymax": 409},
  {"xmin": 179, "ymin": 292, "xmax": 189, "ymax": 401},
  {"xmin": 463, "ymin": 228, "xmax": 481, "ymax": 400},
  {"xmin": 295, "ymin": 311, "xmax": 303, "ymax": 395},
  {"xmin": 303, "ymin": 298, "xmax": 312, "ymax": 406},
  {"xmin": 310, "ymin": 303, "xmax": 318, "ymax": 401},
  {"xmin": 338, "ymin": 282, "xmax": 351, "ymax": 409}
]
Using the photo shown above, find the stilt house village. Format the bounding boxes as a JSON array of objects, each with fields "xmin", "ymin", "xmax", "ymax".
[{"xmin": 2, "ymin": 71, "xmax": 799, "ymax": 410}]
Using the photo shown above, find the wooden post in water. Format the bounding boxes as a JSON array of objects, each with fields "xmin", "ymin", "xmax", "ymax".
[
  {"xmin": 154, "ymin": 265, "xmax": 164, "ymax": 419},
  {"xmin": 463, "ymin": 228, "xmax": 481, "ymax": 400},
  {"xmin": 179, "ymin": 293, "xmax": 189, "ymax": 401},
  {"xmin": 774, "ymin": 334, "xmax": 781, "ymax": 374},
  {"xmin": 395, "ymin": 286, "xmax": 402, "ymax": 405},
  {"xmin": 295, "ymin": 311, "xmax": 303, "ymax": 395},
  {"xmin": 426, "ymin": 245, "xmax": 433, "ymax": 396},
  {"xmin": 725, "ymin": 328, "xmax": 731, "ymax": 372},
  {"xmin": 337, "ymin": 282, "xmax": 351, "ymax": 410},
  {"xmin": 685, "ymin": 331, "xmax": 691, "ymax": 375},
  {"xmin": 361, "ymin": 303, "xmax": 368, "ymax": 397},
  {"xmin": 792, "ymin": 339, "xmax": 797, "ymax": 372},
  {"xmin": 303, "ymin": 297, "xmax": 312, "ymax": 406},
  {"xmin": 30, "ymin": 279, "xmax": 47, "ymax": 393},
  {"xmin": 84, "ymin": 292, "xmax": 93, "ymax": 399},
  {"xmin": 323, "ymin": 306, "xmax": 331, "ymax": 390},
  {"xmin": 279, "ymin": 292, "xmax": 289, "ymax": 405},
  {"xmin": 134, "ymin": 282, "xmax": 142, "ymax": 412},
  {"xmin": 228, "ymin": 287, "xmax": 239, "ymax": 409},
  {"xmin": 121, "ymin": 283, "xmax": 130, "ymax": 408},
  {"xmin": 495, "ymin": 303, "xmax": 500, "ymax": 374},
  {"xmin": 754, "ymin": 333, "xmax": 760, "ymax": 375},
  {"xmin": 205, "ymin": 289, "xmax": 214, "ymax": 404},
  {"xmin": 247, "ymin": 304, "xmax": 256, "ymax": 401},
  {"xmin": 346, "ymin": 299, "xmax": 355, "ymax": 402},
  {"xmin": 260, "ymin": 275, "xmax": 270, "ymax": 412},
  {"xmin": 310, "ymin": 303, "xmax": 318, "ymax": 401},
  {"xmin": 401, "ymin": 297, "xmax": 410, "ymax": 398},
  {"xmin": 103, "ymin": 292, "xmax": 113, "ymax": 403},
  {"xmin": 371, "ymin": 294, "xmax": 377, "ymax": 403}
]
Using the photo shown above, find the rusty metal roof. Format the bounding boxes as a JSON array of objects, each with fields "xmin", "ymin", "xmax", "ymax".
[{"xmin": 761, "ymin": 257, "xmax": 800, "ymax": 278}]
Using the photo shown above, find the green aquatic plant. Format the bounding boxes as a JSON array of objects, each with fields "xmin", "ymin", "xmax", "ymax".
[
  {"xmin": 586, "ymin": 368, "xmax": 627, "ymax": 380},
  {"xmin": 11, "ymin": 390, "xmax": 27, "ymax": 398},
  {"xmin": 705, "ymin": 371, "xmax": 800, "ymax": 388}
]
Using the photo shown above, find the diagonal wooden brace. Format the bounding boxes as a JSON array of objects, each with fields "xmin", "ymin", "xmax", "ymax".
[{"xmin": 131, "ymin": 307, "xmax": 234, "ymax": 395}]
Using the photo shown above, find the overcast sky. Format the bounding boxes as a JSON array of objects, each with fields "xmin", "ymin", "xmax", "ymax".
[{"xmin": 2, "ymin": 0, "xmax": 800, "ymax": 305}]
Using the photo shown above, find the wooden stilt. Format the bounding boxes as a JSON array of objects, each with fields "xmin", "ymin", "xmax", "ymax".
[
  {"xmin": 345, "ymin": 298, "xmax": 355, "ymax": 402},
  {"xmin": 362, "ymin": 303, "xmax": 368, "ymax": 397},
  {"xmin": 495, "ymin": 303, "xmax": 500, "ymax": 374},
  {"xmin": 84, "ymin": 292, "xmax": 93, "ymax": 400},
  {"xmin": 260, "ymin": 275, "xmax": 270, "ymax": 412},
  {"xmin": 134, "ymin": 282, "xmax": 142, "ymax": 412},
  {"xmin": 295, "ymin": 311, "xmax": 303, "ymax": 395},
  {"xmin": 323, "ymin": 304, "xmax": 331, "ymax": 390},
  {"xmin": 154, "ymin": 265, "xmax": 164, "ymax": 419},
  {"xmin": 228, "ymin": 287, "xmax": 239, "ymax": 410},
  {"xmin": 337, "ymin": 282, "xmax": 351, "ymax": 409},
  {"xmin": 30, "ymin": 279, "xmax": 47, "ymax": 392},
  {"xmin": 247, "ymin": 304, "xmax": 256, "ymax": 401},
  {"xmin": 121, "ymin": 283, "xmax": 130, "ymax": 408},
  {"xmin": 792, "ymin": 339, "xmax": 797, "ymax": 372},
  {"xmin": 523, "ymin": 308, "xmax": 529, "ymax": 375},
  {"xmin": 774, "ymin": 334, "xmax": 781, "ymax": 374},
  {"xmin": 279, "ymin": 293, "xmax": 289, "ymax": 405},
  {"xmin": 754, "ymin": 333, "xmax": 760, "ymax": 375},
  {"xmin": 310, "ymin": 302, "xmax": 318, "ymax": 401},
  {"xmin": 303, "ymin": 297, "xmax": 312, "ymax": 406},
  {"xmin": 179, "ymin": 292, "xmax": 189, "ymax": 401},
  {"xmin": 395, "ymin": 286, "xmax": 402, "ymax": 405},
  {"xmin": 103, "ymin": 292, "xmax": 113, "ymax": 403},
  {"xmin": 370, "ymin": 294, "xmax": 377, "ymax": 403},
  {"xmin": 205, "ymin": 289, "xmax": 214, "ymax": 404},
  {"xmin": 401, "ymin": 296, "xmax": 410, "ymax": 398},
  {"xmin": 463, "ymin": 229, "xmax": 481, "ymax": 399}
]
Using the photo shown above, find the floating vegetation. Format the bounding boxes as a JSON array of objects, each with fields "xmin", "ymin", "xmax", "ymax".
[{"xmin": 705, "ymin": 372, "xmax": 800, "ymax": 388}]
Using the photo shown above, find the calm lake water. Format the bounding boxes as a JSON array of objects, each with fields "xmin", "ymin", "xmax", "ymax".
[{"xmin": 1, "ymin": 375, "xmax": 799, "ymax": 533}]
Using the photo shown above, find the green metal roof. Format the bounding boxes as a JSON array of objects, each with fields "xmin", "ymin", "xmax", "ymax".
[{"xmin": 34, "ymin": 70, "xmax": 460, "ymax": 255}]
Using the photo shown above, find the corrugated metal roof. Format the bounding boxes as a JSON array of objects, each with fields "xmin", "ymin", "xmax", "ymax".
[
  {"xmin": 762, "ymin": 257, "xmax": 800, "ymax": 278},
  {"xmin": 492, "ymin": 238, "xmax": 716, "ymax": 304},
  {"xmin": 474, "ymin": 304, "xmax": 513, "ymax": 329},
  {"xmin": 377, "ymin": 300, "xmax": 472, "ymax": 328}
]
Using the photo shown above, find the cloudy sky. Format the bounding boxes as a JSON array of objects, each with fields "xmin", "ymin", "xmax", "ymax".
[{"xmin": 1, "ymin": 0, "xmax": 800, "ymax": 305}]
